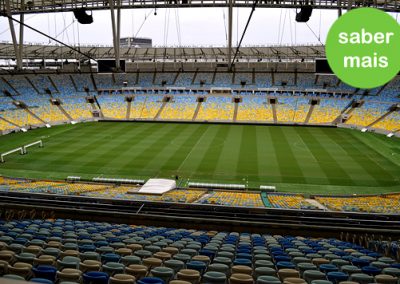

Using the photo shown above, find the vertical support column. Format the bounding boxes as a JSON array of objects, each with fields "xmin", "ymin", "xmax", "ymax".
[
  {"xmin": 227, "ymin": 0, "xmax": 233, "ymax": 71},
  {"xmin": 19, "ymin": 10, "xmax": 24, "ymax": 68},
  {"xmin": 109, "ymin": 0, "xmax": 121, "ymax": 70},
  {"xmin": 5, "ymin": 0, "xmax": 22, "ymax": 70},
  {"xmin": 18, "ymin": 0, "xmax": 25, "ymax": 68},
  {"xmin": 116, "ymin": 0, "xmax": 121, "ymax": 69}
]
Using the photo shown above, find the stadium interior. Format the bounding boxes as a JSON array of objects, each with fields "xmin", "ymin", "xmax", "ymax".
[{"xmin": 0, "ymin": 0, "xmax": 400, "ymax": 283}]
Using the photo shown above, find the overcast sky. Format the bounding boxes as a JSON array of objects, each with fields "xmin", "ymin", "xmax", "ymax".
[{"xmin": 0, "ymin": 8, "xmax": 398, "ymax": 47}]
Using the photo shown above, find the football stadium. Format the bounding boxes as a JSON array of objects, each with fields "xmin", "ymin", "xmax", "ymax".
[{"xmin": 0, "ymin": 0, "xmax": 400, "ymax": 283}]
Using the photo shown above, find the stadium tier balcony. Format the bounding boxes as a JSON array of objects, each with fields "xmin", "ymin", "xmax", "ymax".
[{"xmin": 0, "ymin": 218, "xmax": 399, "ymax": 283}]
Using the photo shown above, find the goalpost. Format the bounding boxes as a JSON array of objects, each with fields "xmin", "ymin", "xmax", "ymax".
[
  {"xmin": 23, "ymin": 140, "xmax": 43, "ymax": 154},
  {"xmin": 1, "ymin": 140, "xmax": 43, "ymax": 163},
  {"xmin": 1, "ymin": 147, "xmax": 24, "ymax": 163}
]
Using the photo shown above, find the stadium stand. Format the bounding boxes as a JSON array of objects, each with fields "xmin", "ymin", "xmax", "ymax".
[
  {"xmin": 268, "ymin": 194, "xmax": 312, "ymax": 210},
  {"xmin": 98, "ymin": 95, "xmax": 127, "ymax": 119},
  {"xmin": 48, "ymin": 75, "xmax": 77, "ymax": 96},
  {"xmin": 237, "ymin": 96, "xmax": 274, "ymax": 122},
  {"xmin": 308, "ymin": 99, "xmax": 350, "ymax": 124},
  {"xmin": 61, "ymin": 97, "xmax": 93, "ymax": 121},
  {"xmin": 345, "ymin": 102, "xmax": 392, "ymax": 127},
  {"xmin": 70, "ymin": 74, "xmax": 94, "ymax": 92},
  {"xmin": 138, "ymin": 96, "xmax": 164, "ymax": 119},
  {"xmin": 159, "ymin": 96, "xmax": 197, "ymax": 120},
  {"xmin": 4, "ymin": 76, "xmax": 39, "ymax": 100},
  {"xmin": 315, "ymin": 196, "xmax": 400, "ymax": 214},
  {"xmin": 238, "ymin": 96, "xmax": 269, "ymax": 121},
  {"xmin": 0, "ymin": 109, "xmax": 41, "ymax": 127},
  {"xmin": 2, "ymin": 177, "xmax": 400, "ymax": 213},
  {"xmin": 196, "ymin": 191, "xmax": 265, "ymax": 207},
  {"xmin": 373, "ymin": 112, "xmax": 400, "ymax": 132},
  {"xmin": 196, "ymin": 96, "xmax": 234, "ymax": 121},
  {"xmin": 0, "ymin": 218, "xmax": 398, "ymax": 283}
]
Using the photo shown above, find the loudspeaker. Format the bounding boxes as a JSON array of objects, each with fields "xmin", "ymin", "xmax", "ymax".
[
  {"xmin": 241, "ymin": 81, "xmax": 246, "ymax": 86},
  {"xmin": 73, "ymin": 8, "xmax": 93, "ymax": 24},
  {"xmin": 296, "ymin": 6, "xmax": 313, "ymax": 22}
]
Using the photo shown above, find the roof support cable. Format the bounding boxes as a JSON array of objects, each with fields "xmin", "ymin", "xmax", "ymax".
[
  {"xmin": 231, "ymin": 0, "xmax": 259, "ymax": 66},
  {"xmin": 0, "ymin": 14, "xmax": 98, "ymax": 62}
]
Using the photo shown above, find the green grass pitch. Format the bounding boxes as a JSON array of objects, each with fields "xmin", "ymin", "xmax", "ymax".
[{"xmin": 0, "ymin": 122, "xmax": 399, "ymax": 194}]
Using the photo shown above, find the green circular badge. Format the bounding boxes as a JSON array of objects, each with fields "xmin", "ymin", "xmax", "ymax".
[{"xmin": 325, "ymin": 8, "xmax": 400, "ymax": 89}]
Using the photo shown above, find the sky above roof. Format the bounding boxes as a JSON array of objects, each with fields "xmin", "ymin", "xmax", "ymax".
[{"xmin": 0, "ymin": 8, "xmax": 398, "ymax": 47}]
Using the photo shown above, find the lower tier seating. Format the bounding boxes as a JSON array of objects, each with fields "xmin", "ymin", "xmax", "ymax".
[{"xmin": 0, "ymin": 219, "xmax": 399, "ymax": 284}]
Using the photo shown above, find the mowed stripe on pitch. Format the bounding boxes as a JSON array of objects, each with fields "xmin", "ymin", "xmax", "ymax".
[
  {"xmin": 295, "ymin": 127, "xmax": 355, "ymax": 186},
  {"xmin": 268, "ymin": 127, "xmax": 306, "ymax": 184},
  {"xmin": 334, "ymin": 129, "xmax": 399, "ymax": 186},
  {"xmin": 212, "ymin": 125, "xmax": 243, "ymax": 182},
  {"xmin": 236, "ymin": 125, "xmax": 259, "ymax": 180}
]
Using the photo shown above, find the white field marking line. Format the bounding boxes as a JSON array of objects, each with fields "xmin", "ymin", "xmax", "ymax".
[
  {"xmin": 292, "ymin": 138, "xmax": 320, "ymax": 165},
  {"xmin": 176, "ymin": 126, "xmax": 212, "ymax": 174}
]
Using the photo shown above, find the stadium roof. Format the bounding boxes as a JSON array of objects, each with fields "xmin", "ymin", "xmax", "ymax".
[
  {"xmin": 1, "ymin": 0, "xmax": 399, "ymax": 14},
  {"xmin": 0, "ymin": 43, "xmax": 324, "ymax": 61}
]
